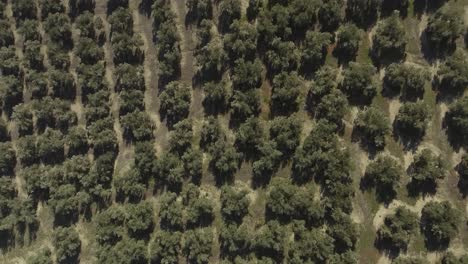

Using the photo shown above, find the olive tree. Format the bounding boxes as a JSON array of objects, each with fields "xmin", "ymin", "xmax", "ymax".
[
  {"xmin": 376, "ymin": 207, "xmax": 419, "ymax": 251},
  {"xmin": 364, "ymin": 154, "xmax": 402, "ymax": 203},
  {"xmin": 354, "ymin": 107, "xmax": 391, "ymax": 149},
  {"xmin": 457, "ymin": 154, "xmax": 468, "ymax": 197},
  {"xmin": 183, "ymin": 228, "xmax": 213, "ymax": 264},
  {"xmin": 383, "ymin": 63, "xmax": 429, "ymax": 99},
  {"xmin": 159, "ymin": 81, "xmax": 191, "ymax": 128},
  {"xmin": 421, "ymin": 201, "xmax": 461, "ymax": 249},
  {"xmin": 340, "ymin": 62, "xmax": 377, "ymax": 105},
  {"xmin": 437, "ymin": 49, "xmax": 468, "ymax": 96},
  {"xmin": 333, "ymin": 23, "xmax": 361, "ymax": 63},
  {"xmin": 220, "ymin": 186, "xmax": 250, "ymax": 224},
  {"xmin": 395, "ymin": 101, "xmax": 431, "ymax": 142},
  {"xmin": 445, "ymin": 97, "xmax": 468, "ymax": 147},
  {"xmin": 53, "ymin": 227, "xmax": 81, "ymax": 264},
  {"xmin": 372, "ymin": 11, "xmax": 407, "ymax": 62},
  {"xmin": 425, "ymin": 6, "xmax": 464, "ymax": 56},
  {"xmin": 407, "ymin": 149, "xmax": 446, "ymax": 195}
]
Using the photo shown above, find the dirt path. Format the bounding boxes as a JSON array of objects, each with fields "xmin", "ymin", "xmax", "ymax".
[
  {"xmin": 94, "ymin": 0, "xmax": 131, "ymax": 177},
  {"xmin": 131, "ymin": 0, "xmax": 170, "ymax": 155},
  {"xmin": 172, "ymin": 0, "xmax": 204, "ymax": 123}
]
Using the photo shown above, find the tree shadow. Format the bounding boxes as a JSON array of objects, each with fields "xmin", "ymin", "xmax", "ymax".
[
  {"xmin": 138, "ymin": 0, "xmax": 153, "ymax": 17},
  {"xmin": 392, "ymin": 121, "xmax": 424, "ymax": 152}
]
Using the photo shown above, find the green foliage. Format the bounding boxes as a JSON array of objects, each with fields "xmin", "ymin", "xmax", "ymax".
[
  {"xmin": 18, "ymin": 19, "xmax": 41, "ymax": 42},
  {"xmin": 301, "ymin": 30, "xmax": 331, "ymax": 71},
  {"xmin": 120, "ymin": 111, "xmax": 154, "ymax": 141},
  {"xmin": 269, "ymin": 116, "xmax": 302, "ymax": 157},
  {"xmin": 0, "ymin": 142, "xmax": 16, "ymax": 176},
  {"xmin": 230, "ymin": 89, "xmax": 261, "ymax": 124},
  {"xmin": 26, "ymin": 71, "xmax": 48, "ymax": 99},
  {"xmin": 169, "ymin": 119, "xmax": 193, "ymax": 155},
  {"xmin": 252, "ymin": 141, "xmax": 282, "ymax": 185},
  {"xmin": 32, "ymin": 97, "xmax": 77, "ymax": 132},
  {"xmin": 0, "ymin": 118, "xmax": 8, "ymax": 141},
  {"xmin": 446, "ymin": 97, "xmax": 468, "ymax": 147},
  {"xmin": 98, "ymin": 237, "xmax": 147, "ymax": 264},
  {"xmin": 156, "ymin": 152, "xmax": 184, "ymax": 191},
  {"xmin": 159, "ymin": 192, "xmax": 184, "ymax": 231},
  {"xmin": 49, "ymin": 70, "xmax": 76, "ymax": 100},
  {"xmin": 384, "ymin": 63, "xmax": 429, "ymax": 99},
  {"xmin": 235, "ymin": 117, "xmax": 264, "ymax": 159},
  {"xmin": 218, "ymin": 0, "xmax": 241, "ymax": 33},
  {"xmin": 111, "ymin": 33, "xmax": 144, "ymax": 65},
  {"xmin": 318, "ymin": 0, "xmax": 343, "ymax": 32},
  {"xmin": 200, "ymin": 117, "xmax": 223, "ymax": 152},
  {"xmin": 395, "ymin": 101, "xmax": 431, "ymax": 139},
  {"xmin": 315, "ymin": 89, "xmax": 348, "ymax": 124},
  {"xmin": 253, "ymin": 220, "xmax": 285, "ymax": 261},
  {"xmin": 334, "ymin": 23, "xmax": 361, "ymax": 63},
  {"xmin": 220, "ymin": 186, "xmax": 250, "ymax": 223},
  {"xmin": 341, "ymin": 62, "xmax": 377, "ymax": 105},
  {"xmin": 134, "ymin": 140, "xmax": 156, "ymax": 181},
  {"xmin": 210, "ymin": 139, "xmax": 240, "ymax": 184},
  {"xmin": 346, "ymin": 0, "xmax": 381, "ymax": 28},
  {"xmin": 12, "ymin": 0, "xmax": 37, "ymax": 21},
  {"xmin": 109, "ymin": 7, "xmax": 133, "ymax": 35},
  {"xmin": 11, "ymin": 104, "xmax": 32, "ymax": 137},
  {"xmin": 289, "ymin": 226, "xmax": 334, "ymax": 264},
  {"xmin": 75, "ymin": 37, "xmax": 104, "ymax": 64},
  {"xmin": 373, "ymin": 12, "xmax": 407, "ymax": 62},
  {"xmin": 202, "ymin": 81, "xmax": 229, "ymax": 115},
  {"xmin": 126, "ymin": 201, "xmax": 154, "ymax": 238},
  {"xmin": 266, "ymin": 178, "xmax": 323, "ymax": 224},
  {"xmin": 26, "ymin": 248, "xmax": 53, "ymax": 264},
  {"xmin": 183, "ymin": 228, "xmax": 213, "ymax": 264},
  {"xmin": 65, "ymin": 126, "xmax": 88, "ymax": 157},
  {"xmin": 364, "ymin": 154, "xmax": 402, "ymax": 203},
  {"xmin": 88, "ymin": 118, "xmax": 118, "ymax": 156},
  {"xmin": 186, "ymin": 194, "xmax": 214, "ymax": 227},
  {"xmin": 150, "ymin": 231, "xmax": 181, "ymax": 264},
  {"xmin": 408, "ymin": 149, "xmax": 446, "ymax": 195},
  {"xmin": 196, "ymin": 40, "xmax": 226, "ymax": 81},
  {"xmin": 21, "ymin": 165, "xmax": 49, "ymax": 200},
  {"xmin": 223, "ymin": 20, "xmax": 257, "ymax": 61},
  {"xmin": 289, "ymin": 0, "xmax": 319, "ymax": 32},
  {"xmin": 44, "ymin": 13, "xmax": 72, "ymax": 47},
  {"xmin": 327, "ymin": 210, "xmax": 358, "ymax": 252},
  {"xmin": 265, "ymin": 38, "xmax": 300, "ymax": 74},
  {"xmin": 159, "ymin": 81, "xmax": 192, "ymax": 127},
  {"xmin": 354, "ymin": 107, "xmax": 391, "ymax": 149},
  {"xmin": 376, "ymin": 207, "xmax": 419, "ymax": 250},
  {"xmin": 96, "ymin": 206, "xmax": 126, "ymax": 245},
  {"xmin": 441, "ymin": 252, "xmax": 468, "ymax": 264},
  {"xmin": 49, "ymin": 184, "xmax": 80, "ymax": 223},
  {"xmin": 437, "ymin": 49, "xmax": 468, "ymax": 95},
  {"xmin": 182, "ymin": 148, "xmax": 203, "ymax": 184},
  {"xmin": 219, "ymin": 224, "xmax": 251, "ymax": 258},
  {"xmin": 114, "ymin": 168, "xmax": 145, "ymax": 202},
  {"xmin": 421, "ymin": 201, "xmax": 461, "ymax": 249},
  {"xmin": 23, "ymin": 41, "xmax": 44, "ymax": 70},
  {"xmin": 40, "ymin": 0, "xmax": 65, "ymax": 18},
  {"xmin": 0, "ymin": 20, "xmax": 14, "ymax": 47},
  {"xmin": 271, "ymin": 71, "xmax": 303, "ymax": 116},
  {"xmin": 231, "ymin": 58, "xmax": 263, "ymax": 91},
  {"xmin": 0, "ymin": 76, "xmax": 23, "ymax": 112},
  {"xmin": 53, "ymin": 226, "xmax": 81, "ymax": 264},
  {"xmin": 115, "ymin": 64, "xmax": 145, "ymax": 92},
  {"xmin": 0, "ymin": 47, "xmax": 20, "ymax": 76},
  {"xmin": 458, "ymin": 154, "xmax": 468, "ymax": 197},
  {"xmin": 426, "ymin": 6, "xmax": 464, "ymax": 55},
  {"xmin": 37, "ymin": 129, "xmax": 64, "ymax": 164}
]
